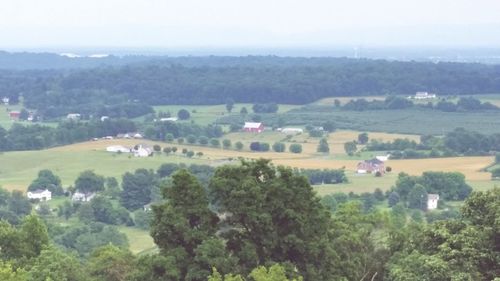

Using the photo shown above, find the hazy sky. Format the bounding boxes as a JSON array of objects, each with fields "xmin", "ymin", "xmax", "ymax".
[{"xmin": 1, "ymin": 0, "xmax": 500, "ymax": 48}]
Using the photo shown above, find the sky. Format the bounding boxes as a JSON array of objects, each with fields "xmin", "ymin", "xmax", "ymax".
[{"xmin": 1, "ymin": 0, "xmax": 500, "ymax": 48}]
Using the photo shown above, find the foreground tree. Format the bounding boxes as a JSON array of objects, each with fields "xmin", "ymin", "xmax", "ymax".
[
  {"xmin": 209, "ymin": 159, "xmax": 337, "ymax": 280},
  {"xmin": 150, "ymin": 169, "xmax": 219, "ymax": 280}
]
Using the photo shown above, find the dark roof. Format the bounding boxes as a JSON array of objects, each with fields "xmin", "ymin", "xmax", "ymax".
[{"xmin": 365, "ymin": 158, "xmax": 383, "ymax": 165}]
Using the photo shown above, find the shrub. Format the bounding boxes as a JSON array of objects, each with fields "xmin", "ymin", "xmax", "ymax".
[
  {"xmin": 272, "ymin": 142, "xmax": 286, "ymax": 152},
  {"xmin": 289, "ymin": 144, "xmax": 303, "ymax": 153},
  {"xmin": 198, "ymin": 136, "xmax": 209, "ymax": 145},
  {"xmin": 153, "ymin": 144, "xmax": 161, "ymax": 152},
  {"xmin": 250, "ymin": 142, "xmax": 260, "ymax": 151},
  {"xmin": 235, "ymin": 141, "xmax": 244, "ymax": 150},
  {"xmin": 177, "ymin": 109, "xmax": 190, "ymax": 120},
  {"xmin": 186, "ymin": 151, "xmax": 195, "ymax": 158},
  {"xmin": 165, "ymin": 133, "xmax": 174, "ymax": 142},
  {"xmin": 259, "ymin": 142, "xmax": 270, "ymax": 152},
  {"xmin": 222, "ymin": 139, "xmax": 232, "ymax": 149},
  {"xmin": 210, "ymin": 138, "xmax": 220, "ymax": 147}
]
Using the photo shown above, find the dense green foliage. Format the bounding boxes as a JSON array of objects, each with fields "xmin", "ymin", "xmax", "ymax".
[
  {"xmin": 0, "ymin": 159, "xmax": 498, "ymax": 280},
  {"xmin": 0, "ymin": 119, "xmax": 136, "ymax": 151},
  {"xmin": 2, "ymin": 57, "xmax": 500, "ymax": 120}
]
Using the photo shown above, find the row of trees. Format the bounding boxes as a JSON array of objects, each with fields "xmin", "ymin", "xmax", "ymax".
[
  {"xmin": 365, "ymin": 128, "xmax": 500, "ymax": 159},
  {"xmin": 0, "ymin": 119, "xmax": 136, "ymax": 151},
  {"xmin": 342, "ymin": 96, "xmax": 499, "ymax": 112}
]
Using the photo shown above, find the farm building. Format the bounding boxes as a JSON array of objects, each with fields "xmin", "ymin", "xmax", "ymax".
[
  {"xmin": 9, "ymin": 111, "xmax": 20, "ymax": 119},
  {"xmin": 357, "ymin": 158, "xmax": 385, "ymax": 174},
  {"xmin": 100, "ymin": 116, "xmax": 109, "ymax": 121},
  {"xmin": 160, "ymin": 117, "xmax": 178, "ymax": 122},
  {"xmin": 243, "ymin": 122, "xmax": 264, "ymax": 133},
  {"xmin": 106, "ymin": 145, "xmax": 131, "ymax": 153},
  {"xmin": 375, "ymin": 154, "xmax": 390, "ymax": 161},
  {"xmin": 2, "ymin": 97, "xmax": 9, "ymax": 105},
  {"xmin": 280, "ymin": 128, "xmax": 304, "ymax": 134},
  {"xmin": 413, "ymin": 92, "xmax": 436, "ymax": 100},
  {"xmin": 133, "ymin": 144, "xmax": 153, "ymax": 157},
  {"xmin": 72, "ymin": 191, "xmax": 96, "ymax": 202},
  {"xmin": 27, "ymin": 189, "xmax": 52, "ymax": 201},
  {"xmin": 427, "ymin": 194, "xmax": 440, "ymax": 210},
  {"xmin": 67, "ymin": 113, "xmax": 81, "ymax": 120}
]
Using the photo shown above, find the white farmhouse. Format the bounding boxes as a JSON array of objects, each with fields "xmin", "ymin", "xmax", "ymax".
[
  {"xmin": 27, "ymin": 189, "xmax": 52, "ymax": 201},
  {"xmin": 2, "ymin": 97, "xmax": 9, "ymax": 105},
  {"xmin": 67, "ymin": 113, "xmax": 81, "ymax": 120},
  {"xmin": 427, "ymin": 194, "xmax": 440, "ymax": 210},
  {"xmin": 72, "ymin": 191, "xmax": 96, "ymax": 202},
  {"xmin": 106, "ymin": 145, "xmax": 131, "ymax": 153}
]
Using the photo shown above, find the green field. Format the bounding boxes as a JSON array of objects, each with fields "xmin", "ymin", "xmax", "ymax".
[
  {"xmin": 281, "ymin": 107, "xmax": 500, "ymax": 135},
  {"xmin": 0, "ymin": 149, "xmax": 205, "ymax": 191},
  {"xmin": 152, "ymin": 103, "xmax": 301, "ymax": 126}
]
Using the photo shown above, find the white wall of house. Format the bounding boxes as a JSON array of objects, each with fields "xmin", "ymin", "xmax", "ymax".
[{"xmin": 27, "ymin": 189, "xmax": 52, "ymax": 201}]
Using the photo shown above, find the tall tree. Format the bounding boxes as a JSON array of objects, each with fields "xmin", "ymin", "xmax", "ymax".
[
  {"xmin": 208, "ymin": 159, "xmax": 337, "ymax": 280},
  {"xmin": 150, "ymin": 169, "xmax": 219, "ymax": 280},
  {"xmin": 317, "ymin": 138, "xmax": 330, "ymax": 153},
  {"xmin": 120, "ymin": 169, "xmax": 158, "ymax": 211},
  {"xmin": 74, "ymin": 170, "xmax": 105, "ymax": 194}
]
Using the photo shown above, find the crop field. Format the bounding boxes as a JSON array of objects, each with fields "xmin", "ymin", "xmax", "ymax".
[
  {"xmin": 152, "ymin": 103, "xmax": 301, "ymax": 126},
  {"xmin": 282, "ymin": 108, "xmax": 500, "ymax": 135}
]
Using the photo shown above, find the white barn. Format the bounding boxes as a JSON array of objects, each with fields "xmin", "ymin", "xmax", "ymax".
[
  {"xmin": 133, "ymin": 144, "xmax": 153, "ymax": 157},
  {"xmin": 27, "ymin": 189, "xmax": 52, "ymax": 201},
  {"xmin": 106, "ymin": 145, "xmax": 131, "ymax": 153},
  {"xmin": 281, "ymin": 128, "xmax": 304, "ymax": 134}
]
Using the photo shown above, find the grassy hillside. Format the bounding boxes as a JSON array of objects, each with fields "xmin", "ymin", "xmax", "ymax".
[{"xmin": 0, "ymin": 130, "xmax": 495, "ymax": 194}]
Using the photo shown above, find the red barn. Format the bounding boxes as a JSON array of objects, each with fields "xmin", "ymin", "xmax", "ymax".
[
  {"xmin": 243, "ymin": 122, "xmax": 264, "ymax": 133},
  {"xmin": 9, "ymin": 111, "xmax": 20, "ymax": 119}
]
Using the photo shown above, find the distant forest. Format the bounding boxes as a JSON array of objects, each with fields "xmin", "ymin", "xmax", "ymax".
[{"xmin": 1, "ymin": 54, "xmax": 500, "ymax": 118}]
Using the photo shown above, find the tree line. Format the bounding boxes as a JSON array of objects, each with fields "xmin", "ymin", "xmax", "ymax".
[
  {"xmin": 364, "ymin": 128, "xmax": 500, "ymax": 159},
  {"xmin": 2, "ymin": 57, "xmax": 500, "ymax": 119},
  {"xmin": 0, "ymin": 119, "xmax": 136, "ymax": 151},
  {"xmin": 341, "ymin": 96, "xmax": 499, "ymax": 112}
]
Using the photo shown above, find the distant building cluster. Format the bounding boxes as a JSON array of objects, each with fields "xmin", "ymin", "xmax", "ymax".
[
  {"xmin": 106, "ymin": 143, "xmax": 153, "ymax": 157},
  {"xmin": 408, "ymin": 91, "xmax": 437, "ymax": 100}
]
